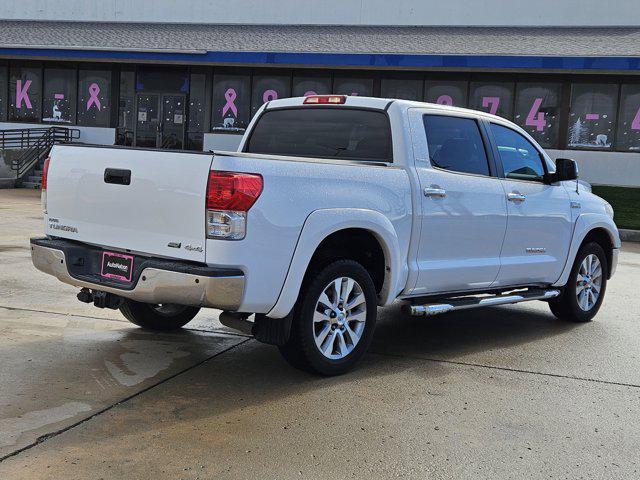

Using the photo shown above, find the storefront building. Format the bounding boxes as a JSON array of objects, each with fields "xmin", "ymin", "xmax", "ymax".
[{"xmin": 1, "ymin": 1, "xmax": 640, "ymax": 187}]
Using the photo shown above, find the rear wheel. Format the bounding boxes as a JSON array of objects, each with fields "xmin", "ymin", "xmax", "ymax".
[
  {"xmin": 120, "ymin": 299, "xmax": 200, "ymax": 331},
  {"xmin": 549, "ymin": 242, "xmax": 608, "ymax": 323},
  {"xmin": 279, "ymin": 259, "xmax": 377, "ymax": 376}
]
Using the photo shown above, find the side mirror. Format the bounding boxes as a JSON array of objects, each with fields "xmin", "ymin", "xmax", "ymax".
[{"xmin": 552, "ymin": 158, "xmax": 578, "ymax": 182}]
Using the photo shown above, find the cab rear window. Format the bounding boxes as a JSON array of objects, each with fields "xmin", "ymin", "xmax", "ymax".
[{"xmin": 245, "ymin": 108, "xmax": 392, "ymax": 162}]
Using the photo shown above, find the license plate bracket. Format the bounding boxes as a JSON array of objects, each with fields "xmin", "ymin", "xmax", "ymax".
[{"xmin": 101, "ymin": 251, "xmax": 134, "ymax": 282}]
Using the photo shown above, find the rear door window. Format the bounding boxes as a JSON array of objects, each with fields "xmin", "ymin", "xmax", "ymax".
[
  {"xmin": 245, "ymin": 108, "xmax": 393, "ymax": 162},
  {"xmin": 423, "ymin": 114, "xmax": 491, "ymax": 176}
]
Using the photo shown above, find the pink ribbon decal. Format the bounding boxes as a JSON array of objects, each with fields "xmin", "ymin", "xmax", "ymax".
[
  {"xmin": 263, "ymin": 89, "xmax": 278, "ymax": 103},
  {"xmin": 86, "ymin": 83, "xmax": 101, "ymax": 111},
  {"xmin": 16, "ymin": 80, "xmax": 32, "ymax": 109},
  {"xmin": 222, "ymin": 88, "xmax": 238, "ymax": 117}
]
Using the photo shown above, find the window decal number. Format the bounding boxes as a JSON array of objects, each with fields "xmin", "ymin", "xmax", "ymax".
[
  {"xmin": 631, "ymin": 107, "xmax": 640, "ymax": 131},
  {"xmin": 436, "ymin": 95, "xmax": 453, "ymax": 106},
  {"xmin": 525, "ymin": 97, "xmax": 546, "ymax": 132},
  {"xmin": 263, "ymin": 89, "xmax": 278, "ymax": 103},
  {"xmin": 482, "ymin": 96, "xmax": 500, "ymax": 115}
]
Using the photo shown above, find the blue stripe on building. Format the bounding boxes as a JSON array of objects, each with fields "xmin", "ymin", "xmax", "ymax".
[{"xmin": 1, "ymin": 48, "xmax": 640, "ymax": 71}]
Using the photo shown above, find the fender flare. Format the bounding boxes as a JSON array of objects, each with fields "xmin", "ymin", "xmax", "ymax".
[
  {"xmin": 266, "ymin": 208, "xmax": 406, "ymax": 318},
  {"xmin": 553, "ymin": 213, "xmax": 621, "ymax": 287}
]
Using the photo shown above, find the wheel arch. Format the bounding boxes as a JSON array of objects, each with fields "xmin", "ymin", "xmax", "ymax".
[
  {"xmin": 266, "ymin": 208, "xmax": 407, "ymax": 318},
  {"xmin": 553, "ymin": 213, "xmax": 620, "ymax": 287},
  {"xmin": 581, "ymin": 227, "xmax": 616, "ymax": 278}
]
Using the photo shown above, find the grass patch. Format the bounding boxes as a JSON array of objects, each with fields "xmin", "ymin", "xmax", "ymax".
[{"xmin": 592, "ymin": 185, "xmax": 640, "ymax": 231}]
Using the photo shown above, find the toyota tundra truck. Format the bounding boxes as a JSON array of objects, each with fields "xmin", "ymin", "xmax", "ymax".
[{"xmin": 31, "ymin": 95, "xmax": 620, "ymax": 375}]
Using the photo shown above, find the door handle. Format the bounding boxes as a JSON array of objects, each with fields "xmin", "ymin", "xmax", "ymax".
[
  {"xmin": 104, "ymin": 168, "xmax": 131, "ymax": 186},
  {"xmin": 424, "ymin": 187, "xmax": 446, "ymax": 198},
  {"xmin": 507, "ymin": 192, "xmax": 526, "ymax": 202}
]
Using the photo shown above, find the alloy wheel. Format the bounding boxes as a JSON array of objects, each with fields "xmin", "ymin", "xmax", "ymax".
[
  {"xmin": 576, "ymin": 254, "xmax": 603, "ymax": 311},
  {"xmin": 312, "ymin": 276, "xmax": 367, "ymax": 360}
]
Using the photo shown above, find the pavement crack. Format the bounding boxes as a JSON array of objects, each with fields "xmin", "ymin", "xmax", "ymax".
[
  {"xmin": 0, "ymin": 338, "xmax": 252, "ymax": 464},
  {"xmin": 0, "ymin": 305, "xmax": 129, "ymax": 323},
  {"xmin": 0, "ymin": 305, "xmax": 251, "ymax": 338},
  {"xmin": 369, "ymin": 351, "xmax": 640, "ymax": 389}
]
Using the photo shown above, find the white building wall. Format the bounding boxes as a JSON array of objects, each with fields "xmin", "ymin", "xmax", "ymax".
[
  {"xmin": 0, "ymin": 123, "xmax": 115, "ymax": 147},
  {"xmin": 1, "ymin": 0, "xmax": 639, "ymax": 27},
  {"xmin": 547, "ymin": 150, "xmax": 640, "ymax": 188}
]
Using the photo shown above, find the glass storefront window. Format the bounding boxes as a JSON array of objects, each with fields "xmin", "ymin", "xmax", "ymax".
[
  {"xmin": 567, "ymin": 83, "xmax": 618, "ymax": 150},
  {"xmin": 514, "ymin": 82, "xmax": 562, "ymax": 148},
  {"xmin": 251, "ymin": 74, "xmax": 291, "ymax": 116},
  {"xmin": 424, "ymin": 80, "xmax": 468, "ymax": 107},
  {"xmin": 137, "ymin": 68, "xmax": 189, "ymax": 93},
  {"xmin": 212, "ymin": 73, "xmax": 251, "ymax": 132},
  {"xmin": 333, "ymin": 77, "xmax": 374, "ymax": 97},
  {"xmin": 187, "ymin": 72, "xmax": 208, "ymax": 150},
  {"xmin": 0, "ymin": 66, "xmax": 6, "ymax": 121},
  {"xmin": 615, "ymin": 84, "xmax": 640, "ymax": 152},
  {"xmin": 117, "ymin": 70, "xmax": 135, "ymax": 146},
  {"xmin": 292, "ymin": 75, "xmax": 331, "ymax": 97},
  {"xmin": 77, "ymin": 70, "xmax": 111, "ymax": 127},
  {"xmin": 42, "ymin": 68, "xmax": 77, "ymax": 124},
  {"xmin": 381, "ymin": 78, "xmax": 423, "ymax": 100},
  {"xmin": 469, "ymin": 82, "xmax": 514, "ymax": 119},
  {"xmin": 9, "ymin": 65, "xmax": 42, "ymax": 122}
]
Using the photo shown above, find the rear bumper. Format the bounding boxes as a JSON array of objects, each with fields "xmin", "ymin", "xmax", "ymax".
[{"xmin": 30, "ymin": 237, "xmax": 245, "ymax": 310}]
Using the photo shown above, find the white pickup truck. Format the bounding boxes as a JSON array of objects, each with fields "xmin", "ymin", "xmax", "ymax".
[{"xmin": 31, "ymin": 95, "xmax": 620, "ymax": 375}]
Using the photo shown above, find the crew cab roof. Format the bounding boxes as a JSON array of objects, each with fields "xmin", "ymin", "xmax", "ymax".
[
  {"xmin": 264, "ymin": 95, "xmax": 393, "ymax": 110},
  {"xmin": 264, "ymin": 95, "xmax": 508, "ymax": 122}
]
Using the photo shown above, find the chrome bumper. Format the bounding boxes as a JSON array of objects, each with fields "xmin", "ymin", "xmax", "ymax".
[
  {"xmin": 31, "ymin": 243, "xmax": 245, "ymax": 310},
  {"xmin": 610, "ymin": 248, "xmax": 620, "ymax": 278}
]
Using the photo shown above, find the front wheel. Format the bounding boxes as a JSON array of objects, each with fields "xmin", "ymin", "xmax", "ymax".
[
  {"xmin": 120, "ymin": 299, "xmax": 200, "ymax": 331},
  {"xmin": 549, "ymin": 242, "xmax": 608, "ymax": 323},
  {"xmin": 279, "ymin": 259, "xmax": 378, "ymax": 376}
]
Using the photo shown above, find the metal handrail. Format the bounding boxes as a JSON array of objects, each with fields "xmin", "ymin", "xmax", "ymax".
[
  {"xmin": 0, "ymin": 126, "xmax": 80, "ymax": 150},
  {"xmin": 3, "ymin": 126, "xmax": 81, "ymax": 180}
]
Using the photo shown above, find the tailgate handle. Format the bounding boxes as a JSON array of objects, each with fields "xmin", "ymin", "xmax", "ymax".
[{"xmin": 104, "ymin": 168, "xmax": 131, "ymax": 186}]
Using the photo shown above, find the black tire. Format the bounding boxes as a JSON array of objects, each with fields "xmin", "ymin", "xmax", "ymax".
[
  {"xmin": 549, "ymin": 242, "xmax": 608, "ymax": 323},
  {"xmin": 119, "ymin": 299, "xmax": 200, "ymax": 331},
  {"xmin": 278, "ymin": 259, "xmax": 378, "ymax": 376}
]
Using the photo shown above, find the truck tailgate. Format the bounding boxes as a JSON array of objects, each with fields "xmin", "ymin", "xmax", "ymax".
[{"xmin": 45, "ymin": 145, "xmax": 213, "ymax": 263}]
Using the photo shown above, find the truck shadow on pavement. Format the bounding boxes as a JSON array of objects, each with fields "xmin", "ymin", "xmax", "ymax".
[{"xmin": 369, "ymin": 302, "xmax": 581, "ymax": 359}]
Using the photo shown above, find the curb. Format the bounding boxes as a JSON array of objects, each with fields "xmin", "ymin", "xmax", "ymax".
[{"xmin": 620, "ymin": 229, "xmax": 640, "ymax": 243}]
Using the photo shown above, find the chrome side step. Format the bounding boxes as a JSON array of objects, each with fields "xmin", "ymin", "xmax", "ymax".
[{"xmin": 407, "ymin": 288, "xmax": 561, "ymax": 317}]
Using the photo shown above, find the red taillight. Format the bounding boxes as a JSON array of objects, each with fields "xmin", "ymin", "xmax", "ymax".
[
  {"xmin": 303, "ymin": 95, "xmax": 346, "ymax": 105},
  {"xmin": 41, "ymin": 156, "xmax": 51, "ymax": 190},
  {"xmin": 206, "ymin": 171, "xmax": 263, "ymax": 212}
]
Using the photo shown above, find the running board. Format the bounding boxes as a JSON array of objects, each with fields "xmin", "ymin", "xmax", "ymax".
[{"xmin": 406, "ymin": 288, "xmax": 561, "ymax": 317}]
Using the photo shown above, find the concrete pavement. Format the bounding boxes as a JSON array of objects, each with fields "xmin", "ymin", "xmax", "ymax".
[{"xmin": 0, "ymin": 188, "xmax": 639, "ymax": 479}]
